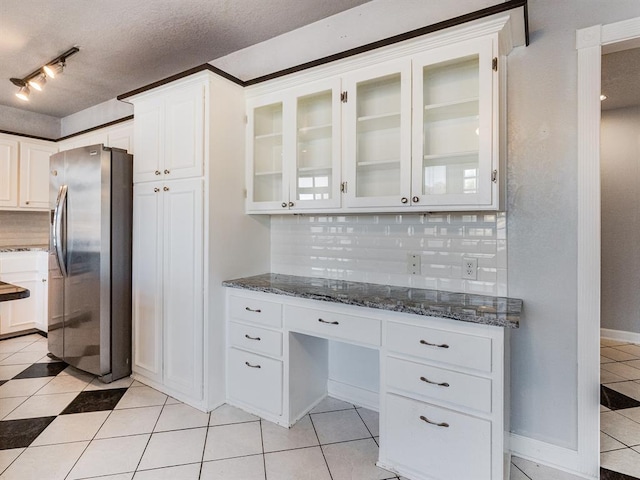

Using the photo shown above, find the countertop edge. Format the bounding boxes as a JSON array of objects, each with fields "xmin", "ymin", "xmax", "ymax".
[{"xmin": 222, "ymin": 277, "xmax": 520, "ymax": 329}]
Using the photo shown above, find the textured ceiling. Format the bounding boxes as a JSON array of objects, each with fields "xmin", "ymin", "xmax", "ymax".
[
  {"xmin": 0, "ymin": 0, "xmax": 370, "ymax": 118},
  {"xmin": 601, "ymin": 47, "xmax": 640, "ymax": 111}
]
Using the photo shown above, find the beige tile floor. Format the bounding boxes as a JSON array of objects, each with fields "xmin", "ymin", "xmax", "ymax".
[{"xmin": 0, "ymin": 333, "xmax": 593, "ymax": 479}]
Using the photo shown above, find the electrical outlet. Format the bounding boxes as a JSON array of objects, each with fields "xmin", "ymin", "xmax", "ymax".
[
  {"xmin": 407, "ymin": 254, "xmax": 421, "ymax": 275},
  {"xmin": 462, "ymin": 257, "xmax": 478, "ymax": 280}
]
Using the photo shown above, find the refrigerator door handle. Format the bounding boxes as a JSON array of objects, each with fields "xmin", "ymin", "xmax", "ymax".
[{"xmin": 53, "ymin": 184, "xmax": 68, "ymax": 277}]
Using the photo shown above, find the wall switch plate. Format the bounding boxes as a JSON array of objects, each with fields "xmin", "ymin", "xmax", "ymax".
[
  {"xmin": 462, "ymin": 257, "xmax": 478, "ymax": 280},
  {"xmin": 407, "ymin": 254, "xmax": 421, "ymax": 275}
]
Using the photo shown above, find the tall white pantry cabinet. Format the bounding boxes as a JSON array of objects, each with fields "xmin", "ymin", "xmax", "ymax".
[{"xmin": 128, "ymin": 71, "xmax": 270, "ymax": 410}]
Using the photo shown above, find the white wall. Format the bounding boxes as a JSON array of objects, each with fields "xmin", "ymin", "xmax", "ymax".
[
  {"xmin": 601, "ymin": 106, "xmax": 640, "ymax": 335},
  {"xmin": 0, "ymin": 104, "xmax": 60, "ymax": 139},
  {"xmin": 60, "ymin": 98, "xmax": 133, "ymax": 137}
]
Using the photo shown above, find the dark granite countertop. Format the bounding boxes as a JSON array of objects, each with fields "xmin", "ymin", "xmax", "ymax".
[
  {"xmin": 0, "ymin": 281, "xmax": 30, "ymax": 303},
  {"xmin": 0, "ymin": 245, "xmax": 49, "ymax": 253},
  {"xmin": 223, "ymin": 273, "xmax": 522, "ymax": 328}
]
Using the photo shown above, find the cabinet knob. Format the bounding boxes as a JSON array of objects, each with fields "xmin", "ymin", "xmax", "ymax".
[
  {"xmin": 412, "ymin": 196, "xmax": 419, "ymax": 203},
  {"xmin": 42, "ymin": 278, "xmax": 47, "ymax": 282},
  {"xmin": 288, "ymin": 201, "xmax": 294, "ymax": 207},
  {"xmin": 163, "ymin": 186, "xmax": 169, "ymax": 192},
  {"xmin": 154, "ymin": 188, "xmax": 160, "ymax": 193},
  {"xmin": 155, "ymin": 170, "xmax": 161, "ymax": 175},
  {"xmin": 281, "ymin": 202, "xmax": 287, "ymax": 208},
  {"xmin": 401, "ymin": 197, "xmax": 408, "ymax": 204},
  {"xmin": 164, "ymin": 169, "xmax": 170, "ymax": 175},
  {"xmin": 25, "ymin": 201, "xmax": 30, "ymax": 205}
]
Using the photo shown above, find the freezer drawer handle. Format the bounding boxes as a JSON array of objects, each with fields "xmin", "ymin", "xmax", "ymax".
[
  {"xmin": 245, "ymin": 307, "xmax": 261, "ymax": 313},
  {"xmin": 419, "ymin": 415, "xmax": 449, "ymax": 428},
  {"xmin": 245, "ymin": 334, "xmax": 261, "ymax": 341},
  {"xmin": 419, "ymin": 376, "xmax": 450, "ymax": 388},
  {"xmin": 420, "ymin": 339, "xmax": 449, "ymax": 349},
  {"xmin": 245, "ymin": 361, "xmax": 261, "ymax": 369},
  {"xmin": 318, "ymin": 318, "xmax": 339, "ymax": 325}
]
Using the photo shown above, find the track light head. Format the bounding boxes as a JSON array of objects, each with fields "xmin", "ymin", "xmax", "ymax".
[
  {"xmin": 15, "ymin": 85, "xmax": 30, "ymax": 101},
  {"xmin": 28, "ymin": 72, "xmax": 47, "ymax": 91},
  {"xmin": 43, "ymin": 61, "xmax": 65, "ymax": 79}
]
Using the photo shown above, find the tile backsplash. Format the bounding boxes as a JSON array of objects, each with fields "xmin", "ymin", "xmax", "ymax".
[
  {"xmin": 0, "ymin": 211, "xmax": 50, "ymax": 248},
  {"xmin": 271, "ymin": 212, "xmax": 507, "ymax": 296}
]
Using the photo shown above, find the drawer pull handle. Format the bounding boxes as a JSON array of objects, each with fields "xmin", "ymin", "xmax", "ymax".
[
  {"xmin": 420, "ymin": 376, "xmax": 450, "ymax": 388},
  {"xmin": 420, "ymin": 340, "xmax": 449, "ymax": 349},
  {"xmin": 419, "ymin": 415, "xmax": 449, "ymax": 428},
  {"xmin": 245, "ymin": 361, "xmax": 261, "ymax": 369},
  {"xmin": 245, "ymin": 307, "xmax": 262, "ymax": 313},
  {"xmin": 318, "ymin": 318, "xmax": 339, "ymax": 325},
  {"xmin": 245, "ymin": 334, "xmax": 261, "ymax": 341}
]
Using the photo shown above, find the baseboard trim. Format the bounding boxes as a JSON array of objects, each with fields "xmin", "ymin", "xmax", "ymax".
[
  {"xmin": 327, "ymin": 380, "xmax": 379, "ymax": 411},
  {"xmin": 601, "ymin": 328, "xmax": 640, "ymax": 345},
  {"xmin": 509, "ymin": 433, "xmax": 596, "ymax": 479}
]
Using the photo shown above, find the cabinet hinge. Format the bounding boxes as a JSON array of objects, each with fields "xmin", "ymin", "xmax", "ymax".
[
  {"xmin": 340, "ymin": 181, "xmax": 347, "ymax": 193},
  {"xmin": 491, "ymin": 170, "xmax": 498, "ymax": 183},
  {"xmin": 340, "ymin": 91, "xmax": 348, "ymax": 103},
  {"xmin": 492, "ymin": 57, "xmax": 498, "ymax": 72}
]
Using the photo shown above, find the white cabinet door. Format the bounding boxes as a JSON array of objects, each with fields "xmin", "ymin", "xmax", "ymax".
[
  {"xmin": 164, "ymin": 84, "xmax": 204, "ymax": 180},
  {"xmin": 133, "ymin": 96, "xmax": 164, "ymax": 183},
  {"xmin": 132, "ymin": 182, "xmax": 164, "ymax": 383},
  {"xmin": 289, "ymin": 79, "xmax": 342, "ymax": 211},
  {"xmin": 19, "ymin": 141, "xmax": 57, "ymax": 209},
  {"xmin": 107, "ymin": 123, "xmax": 134, "ymax": 154},
  {"xmin": 411, "ymin": 37, "xmax": 495, "ymax": 208},
  {"xmin": 0, "ymin": 137, "xmax": 19, "ymax": 208},
  {"xmin": 342, "ymin": 59, "xmax": 412, "ymax": 208},
  {"xmin": 0, "ymin": 273, "xmax": 41, "ymax": 334},
  {"xmin": 133, "ymin": 83, "xmax": 204, "ymax": 184},
  {"xmin": 162, "ymin": 177, "xmax": 204, "ymax": 400},
  {"xmin": 246, "ymin": 95, "xmax": 288, "ymax": 212}
]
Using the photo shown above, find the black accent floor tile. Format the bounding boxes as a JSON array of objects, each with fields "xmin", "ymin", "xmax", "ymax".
[
  {"xmin": 601, "ymin": 385, "xmax": 640, "ymax": 410},
  {"xmin": 601, "ymin": 467, "xmax": 640, "ymax": 480},
  {"xmin": 12, "ymin": 361, "xmax": 68, "ymax": 380},
  {"xmin": 0, "ymin": 416, "xmax": 56, "ymax": 450},
  {"xmin": 60, "ymin": 388, "xmax": 128, "ymax": 414},
  {"xmin": 0, "ymin": 380, "xmax": 6, "ymax": 387}
]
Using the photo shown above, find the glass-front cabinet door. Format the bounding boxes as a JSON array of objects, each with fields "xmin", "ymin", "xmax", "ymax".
[
  {"xmin": 289, "ymin": 79, "xmax": 341, "ymax": 210},
  {"xmin": 246, "ymin": 96, "xmax": 287, "ymax": 211},
  {"xmin": 342, "ymin": 60, "xmax": 412, "ymax": 208},
  {"xmin": 411, "ymin": 38, "xmax": 495, "ymax": 207}
]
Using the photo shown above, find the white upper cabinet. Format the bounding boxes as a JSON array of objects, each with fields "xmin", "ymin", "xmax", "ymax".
[
  {"xmin": 133, "ymin": 81, "xmax": 204, "ymax": 183},
  {"xmin": 245, "ymin": 13, "xmax": 523, "ymax": 214},
  {"xmin": 19, "ymin": 141, "xmax": 58, "ymax": 209},
  {"xmin": 0, "ymin": 135, "xmax": 55, "ymax": 211},
  {"xmin": 0, "ymin": 137, "xmax": 19, "ymax": 208},
  {"xmin": 411, "ymin": 37, "xmax": 495, "ymax": 208},
  {"xmin": 342, "ymin": 60, "xmax": 412, "ymax": 208},
  {"xmin": 247, "ymin": 79, "xmax": 341, "ymax": 213}
]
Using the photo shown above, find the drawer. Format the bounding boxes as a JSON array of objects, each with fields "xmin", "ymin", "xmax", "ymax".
[
  {"xmin": 229, "ymin": 321, "xmax": 282, "ymax": 357},
  {"xmin": 387, "ymin": 321, "xmax": 492, "ymax": 372},
  {"xmin": 229, "ymin": 294, "xmax": 282, "ymax": 328},
  {"xmin": 285, "ymin": 305, "xmax": 381, "ymax": 347},
  {"xmin": 386, "ymin": 356, "xmax": 492, "ymax": 413},
  {"xmin": 0, "ymin": 254, "xmax": 39, "ymax": 273},
  {"xmin": 227, "ymin": 348, "xmax": 282, "ymax": 416},
  {"xmin": 385, "ymin": 393, "xmax": 491, "ymax": 480}
]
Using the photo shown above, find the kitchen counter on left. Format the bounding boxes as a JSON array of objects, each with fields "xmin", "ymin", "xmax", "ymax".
[
  {"xmin": 0, "ymin": 246, "xmax": 49, "ymax": 253},
  {"xmin": 0, "ymin": 281, "xmax": 30, "ymax": 302}
]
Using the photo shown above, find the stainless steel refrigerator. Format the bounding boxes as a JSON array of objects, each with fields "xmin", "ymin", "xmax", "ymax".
[{"xmin": 48, "ymin": 144, "xmax": 133, "ymax": 383}]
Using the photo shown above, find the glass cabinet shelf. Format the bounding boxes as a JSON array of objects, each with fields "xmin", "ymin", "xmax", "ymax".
[
  {"xmin": 356, "ymin": 159, "xmax": 401, "ymax": 168},
  {"xmin": 357, "ymin": 112, "xmax": 401, "ymax": 132},
  {"xmin": 254, "ymin": 170, "xmax": 283, "ymax": 176},
  {"xmin": 298, "ymin": 124, "xmax": 331, "ymax": 139},
  {"xmin": 423, "ymin": 150, "xmax": 478, "ymax": 161},
  {"xmin": 254, "ymin": 132, "xmax": 283, "ymax": 141}
]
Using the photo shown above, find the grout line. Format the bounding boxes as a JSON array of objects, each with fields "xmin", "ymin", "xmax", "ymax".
[
  {"xmin": 308, "ymin": 413, "xmax": 334, "ymax": 480},
  {"xmin": 197, "ymin": 411, "xmax": 212, "ymax": 480},
  {"xmin": 131, "ymin": 388, "xmax": 168, "ymax": 474},
  {"xmin": 259, "ymin": 418, "xmax": 267, "ymax": 480},
  {"xmin": 512, "ymin": 462, "xmax": 533, "ymax": 479},
  {"xmin": 354, "ymin": 407, "xmax": 376, "ymax": 439}
]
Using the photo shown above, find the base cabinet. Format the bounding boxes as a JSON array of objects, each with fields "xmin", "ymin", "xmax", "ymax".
[
  {"xmin": 225, "ymin": 288, "xmax": 509, "ymax": 480},
  {"xmin": 0, "ymin": 252, "xmax": 48, "ymax": 334}
]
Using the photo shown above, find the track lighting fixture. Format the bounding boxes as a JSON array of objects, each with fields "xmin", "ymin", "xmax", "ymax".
[{"xmin": 10, "ymin": 46, "xmax": 79, "ymax": 101}]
